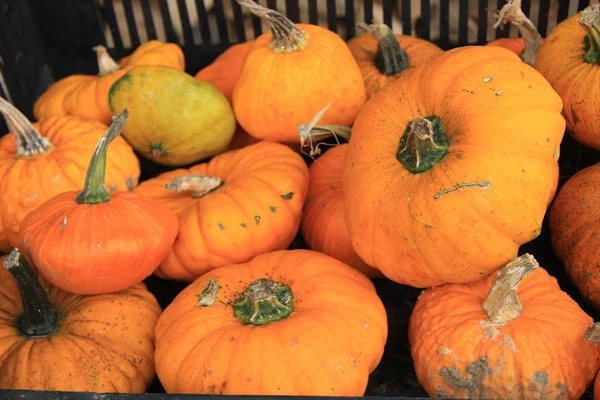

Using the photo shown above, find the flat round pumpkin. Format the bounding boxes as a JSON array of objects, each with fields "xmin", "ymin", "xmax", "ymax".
[
  {"xmin": 154, "ymin": 249, "xmax": 388, "ymax": 395},
  {"xmin": 343, "ymin": 45, "xmax": 565, "ymax": 288},
  {"xmin": 133, "ymin": 141, "xmax": 309, "ymax": 281}
]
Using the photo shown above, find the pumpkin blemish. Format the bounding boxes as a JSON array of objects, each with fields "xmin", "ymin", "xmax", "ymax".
[
  {"xmin": 60, "ymin": 217, "xmax": 68, "ymax": 228},
  {"xmin": 218, "ymin": 223, "xmax": 225, "ymax": 231},
  {"xmin": 255, "ymin": 216, "xmax": 261, "ymax": 224},
  {"xmin": 197, "ymin": 279, "xmax": 220, "ymax": 307},
  {"xmin": 269, "ymin": 206, "xmax": 277, "ymax": 213},
  {"xmin": 281, "ymin": 192, "xmax": 294, "ymax": 200},
  {"xmin": 439, "ymin": 357, "xmax": 491, "ymax": 395},
  {"xmin": 433, "ymin": 181, "xmax": 490, "ymax": 200}
]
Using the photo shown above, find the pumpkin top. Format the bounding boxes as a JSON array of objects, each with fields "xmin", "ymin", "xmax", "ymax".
[
  {"xmin": 492, "ymin": 0, "xmax": 542, "ymax": 66},
  {"xmin": 579, "ymin": 4, "xmax": 600, "ymax": 64},
  {"xmin": 233, "ymin": 278, "xmax": 294, "ymax": 326},
  {"xmin": 357, "ymin": 23, "xmax": 410, "ymax": 76},
  {"xmin": 0, "ymin": 97, "xmax": 53, "ymax": 158},
  {"xmin": 93, "ymin": 45, "xmax": 121, "ymax": 76}
]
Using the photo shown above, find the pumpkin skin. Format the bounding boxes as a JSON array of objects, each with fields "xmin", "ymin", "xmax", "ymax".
[
  {"xmin": 154, "ymin": 249, "xmax": 388, "ymax": 395},
  {"xmin": 486, "ymin": 37, "xmax": 544, "ymax": 57},
  {"xmin": 33, "ymin": 41, "xmax": 184, "ymax": 126},
  {"xmin": 0, "ymin": 99, "xmax": 139, "ymax": 253},
  {"xmin": 301, "ymin": 144, "xmax": 382, "ymax": 278},
  {"xmin": 0, "ymin": 250, "xmax": 161, "ymax": 392},
  {"xmin": 343, "ymin": 46, "xmax": 565, "ymax": 288},
  {"xmin": 408, "ymin": 254, "xmax": 600, "ymax": 399},
  {"xmin": 133, "ymin": 141, "xmax": 309, "ymax": 282}
]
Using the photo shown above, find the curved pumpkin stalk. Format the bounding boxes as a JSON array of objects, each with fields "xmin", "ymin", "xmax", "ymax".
[
  {"xmin": 93, "ymin": 45, "xmax": 121, "ymax": 76},
  {"xmin": 298, "ymin": 104, "xmax": 352, "ymax": 159},
  {"xmin": 0, "ymin": 96, "xmax": 53, "ymax": 158},
  {"xmin": 493, "ymin": 0, "xmax": 542, "ymax": 66}
]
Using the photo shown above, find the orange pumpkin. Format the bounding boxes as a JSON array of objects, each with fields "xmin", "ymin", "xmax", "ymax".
[
  {"xmin": 232, "ymin": 0, "xmax": 366, "ymax": 143},
  {"xmin": 0, "ymin": 97, "xmax": 139, "ymax": 253},
  {"xmin": 0, "ymin": 248, "xmax": 161, "ymax": 392},
  {"xmin": 343, "ymin": 46, "xmax": 565, "ymax": 288},
  {"xmin": 535, "ymin": 4, "xmax": 600, "ymax": 150},
  {"xmin": 154, "ymin": 249, "xmax": 388, "ymax": 395},
  {"xmin": 33, "ymin": 41, "xmax": 184, "ymax": 125},
  {"xmin": 19, "ymin": 110, "xmax": 179, "ymax": 295},
  {"xmin": 347, "ymin": 23, "xmax": 443, "ymax": 100},
  {"xmin": 408, "ymin": 254, "xmax": 600, "ymax": 399},
  {"xmin": 133, "ymin": 141, "xmax": 309, "ymax": 282},
  {"xmin": 195, "ymin": 41, "xmax": 253, "ymax": 103}
]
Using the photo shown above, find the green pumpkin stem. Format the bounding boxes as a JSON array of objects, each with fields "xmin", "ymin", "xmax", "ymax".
[
  {"xmin": 580, "ymin": 4, "xmax": 600, "ymax": 65},
  {"xmin": 481, "ymin": 254, "xmax": 539, "ymax": 326},
  {"xmin": 396, "ymin": 116, "xmax": 449, "ymax": 174},
  {"xmin": 4, "ymin": 248, "xmax": 59, "ymax": 337},
  {"xmin": 164, "ymin": 175, "xmax": 224, "ymax": 198},
  {"xmin": 233, "ymin": 278, "xmax": 294, "ymax": 326},
  {"xmin": 298, "ymin": 104, "xmax": 352, "ymax": 158},
  {"xmin": 493, "ymin": 0, "xmax": 542, "ymax": 66},
  {"xmin": 76, "ymin": 109, "xmax": 129, "ymax": 205},
  {"xmin": 0, "ymin": 96, "xmax": 54, "ymax": 158},
  {"xmin": 93, "ymin": 45, "xmax": 121, "ymax": 76},
  {"xmin": 237, "ymin": 0, "xmax": 308, "ymax": 53},
  {"xmin": 358, "ymin": 23, "xmax": 409, "ymax": 75}
]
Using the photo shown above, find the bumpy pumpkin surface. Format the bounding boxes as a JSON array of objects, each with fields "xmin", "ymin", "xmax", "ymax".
[
  {"xmin": 408, "ymin": 254, "xmax": 600, "ymax": 399},
  {"xmin": 0, "ymin": 250, "xmax": 161, "ymax": 392},
  {"xmin": 0, "ymin": 98, "xmax": 139, "ymax": 253},
  {"xmin": 534, "ymin": 4, "xmax": 600, "ymax": 149},
  {"xmin": 154, "ymin": 249, "xmax": 388, "ymax": 395},
  {"xmin": 343, "ymin": 46, "xmax": 565, "ymax": 288},
  {"xmin": 33, "ymin": 41, "xmax": 184, "ymax": 125},
  {"xmin": 134, "ymin": 141, "xmax": 309, "ymax": 281}
]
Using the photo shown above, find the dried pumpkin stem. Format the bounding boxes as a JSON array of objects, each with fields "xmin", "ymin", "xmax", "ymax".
[
  {"xmin": 298, "ymin": 104, "xmax": 352, "ymax": 158},
  {"xmin": 76, "ymin": 109, "xmax": 129, "ymax": 205},
  {"xmin": 0, "ymin": 97, "xmax": 53, "ymax": 158},
  {"xmin": 580, "ymin": 4, "xmax": 600, "ymax": 64},
  {"xmin": 233, "ymin": 278, "xmax": 293, "ymax": 326},
  {"xmin": 396, "ymin": 116, "xmax": 449, "ymax": 174},
  {"xmin": 4, "ymin": 248, "xmax": 59, "ymax": 337},
  {"xmin": 493, "ymin": 0, "xmax": 542, "ymax": 66},
  {"xmin": 164, "ymin": 175, "xmax": 224, "ymax": 198},
  {"xmin": 237, "ymin": 0, "xmax": 308, "ymax": 52},
  {"xmin": 93, "ymin": 45, "xmax": 121, "ymax": 76},
  {"xmin": 584, "ymin": 323, "xmax": 600, "ymax": 343},
  {"xmin": 481, "ymin": 254, "xmax": 539, "ymax": 325},
  {"xmin": 358, "ymin": 23, "xmax": 409, "ymax": 75}
]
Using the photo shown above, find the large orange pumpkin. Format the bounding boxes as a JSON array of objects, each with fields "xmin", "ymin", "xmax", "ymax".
[
  {"xmin": 232, "ymin": 0, "xmax": 366, "ymax": 143},
  {"xmin": 154, "ymin": 249, "xmax": 388, "ymax": 395},
  {"xmin": 534, "ymin": 4, "xmax": 600, "ymax": 149},
  {"xmin": 0, "ymin": 248, "xmax": 161, "ymax": 392},
  {"xmin": 408, "ymin": 254, "xmax": 600, "ymax": 399},
  {"xmin": 343, "ymin": 46, "xmax": 565, "ymax": 288},
  {"xmin": 0, "ymin": 97, "xmax": 139, "ymax": 253},
  {"xmin": 347, "ymin": 23, "xmax": 443, "ymax": 100},
  {"xmin": 133, "ymin": 141, "xmax": 309, "ymax": 282},
  {"xmin": 33, "ymin": 41, "xmax": 184, "ymax": 125},
  {"xmin": 19, "ymin": 110, "xmax": 179, "ymax": 295}
]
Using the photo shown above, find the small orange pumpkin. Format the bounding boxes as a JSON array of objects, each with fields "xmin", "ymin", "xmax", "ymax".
[
  {"xmin": 154, "ymin": 249, "xmax": 388, "ymax": 395},
  {"xmin": 19, "ymin": 110, "xmax": 179, "ymax": 295},
  {"xmin": 33, "ymin": 41, "xmax": 184, "ymax": 125},
  {"xmin": 408, "ymin": 254, "xmax": 600, "ymax": 399},
  {"xmin": 347, "ymin": 23, "xmax": 443, "ymax": 100}
]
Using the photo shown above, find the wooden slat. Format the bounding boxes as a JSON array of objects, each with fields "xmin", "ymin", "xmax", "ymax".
[
  {"xmin": 157, "ymin": 0, "xmax": 179, "ymax": 43},
  {"xmin": 122, "ymin": 0, "xmax": 141, "ymax": 47},
  {"xmin": 477, "ymin": 0, "xmax": 488, "ymax": 44},
  {"xmin": 103, "ymin": 0, "xmax": 125, "ymax": 52},
  {"xmin": 401, "ymin": 0, "xmax": 411, "ymax": 34},
  {"xmin": 141, "ymin": 0, "xmax": 158, "ymax": 40},
  {"xmin": 440, "ymin": 0, "xmax": 450, "ymax": 47},
  {"xmin": 231, "ymin": 0, "xmax": 247, "ymax": 42},
  {"xmin": 213, "ymin": 0, "xmax": 230, "ymax": 43},
  {"xmin": 327, "ymin": 0, "xmax": 337, "ymax": 32},
  {"xmin": 176, "ymin": 0, "xmax": 195, "ymax": 45},
  {"xmin": 346, "ymin": 0, "xmax": 356, "ymax": 39},
  {"xmin": 195, "ymin": 0, "xmax": 212, "ymax": 42},
  {"xmin": 458, "ymin": 0, "xmax": 469, "ymax": 44},
  {"xmin": 364, "ymin": 0, "xmax": 374, "ymax": 24},
  {"xmin": 308, "ymin": 0, "xmax": 319, "ymax": 24},
  {"xmin": 420, "ymin": 0, "xmax": 431, "ymax": 40}
]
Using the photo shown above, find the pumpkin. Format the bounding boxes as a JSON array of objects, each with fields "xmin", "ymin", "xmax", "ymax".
[
  {"xmin": 133, "ymin": 141, "xmax": 309, "ymax": 282},
  {"xmin": 154, "ymin": 249, "xmax": 388, "ymax": 395},
  {"xmin": 408, "ymin": 254, "xmax": 600, "ymax": 399},
  {"xmin": 0, "ymin": 248, "xmax": 161, "ymax": 392},
  {"xmin": 342, "ymin": 46, "xmax": 565, "ymax": 288},
  {"xmin": 0, "ymin": 97, "xmax": 139, "ymax": 253},
  {"xmin": 231, "ymin": 0, "xmax": 366, "ymax": 143},
  {"xmin": 486, "ymin": 0, "xmax": 543, "ymax": 66},
  {"xmin": 534, "ymin": 4, "xmax": 600, "ymax": 149},
  {"xmin": 19, "ymin": 110, "xmax": 179, "ymax": 295},
  {"xmin": 109, "ymin": 65, "xmax": 236, "ymax": 166},
  {"xmin": 195, "ymin": 41, "xmax": 253, "ymax": 103},
  {"xmin": 33, "ymin": 41, "xmax": 184, "ymax": 126},
  {"xmin": 347, "ymin": 23, "xmax": 443, "ymax": 100}
]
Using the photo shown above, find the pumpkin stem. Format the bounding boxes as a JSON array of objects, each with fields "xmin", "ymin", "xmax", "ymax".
[
  {"xmin": 0, "ymin": 96, "xmax": 54, "ymax": 158},
  {"xmin": 481, "ymin": 254, "xmax": 539, "ymax": 326},
  {"xmin": 236, "ymin": 0, "xmax": 308, "ymax": 53},
  {"xmin": 298, "ymin": 104, "xmax": 352, "ymax": 158},
  {"xmin": 163, "ymin": 175, "xmax": 224, "ymax": 198},
  {"xmin": 396, "ymin": 116, "xmax": 449, "ymax": 174},
  {"xmin": 357, "ymin": 23, "xmax": 409, "ymax": 75},
  {"xmin": 580, "ymin": 4, "xmax": 600, "ymax": 65},
  {"xmin": 233, "ymin": 278, "xmax": 294, "ymax": 326},
  {"xmin": 93, "ymin": 45, "xmax": 121, "ymax": 76},
  {"xmin": 76, "ymin": 109, "xmax": 129, "ymax": 205},
  {"xmin": 493, "ymin": 0, "xmax": 542, "ymax": 66},
  {"xmin": 4, "ymin": 248, "xmax": 59, "ymax": 337},
  {"xmin": 584, "ymin": 322, "xmax": 600, "ymax": 343}
]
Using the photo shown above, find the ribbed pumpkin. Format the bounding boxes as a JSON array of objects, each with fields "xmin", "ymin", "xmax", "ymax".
[
  {"xmin": 33, "ymin": 41, "xmax": 184, "ymax": 125},
  {"xmin": 0, "ymin": 249, "xmax": 161, "ymax": 392},
  {"xmin": 0, "ymin": 97, "xmax": 139, "ymax": 253},
  {"xmin": 409, "ymin": 254, "xmax": 600, "ymax": 399},
  {"xmin": 154, "ymin": 250, "xmax": 388, "ymax": 395},
  {"xmin": 343, "ymin": 46, "xmax": 565, "ymax": 288},
  {"xmin": 133, "ymin": 141, "xmax": 309, "ymax": 282},
  {"xmin": 232, "ymin": 0, "xmax": 366, "ymax": 143}
]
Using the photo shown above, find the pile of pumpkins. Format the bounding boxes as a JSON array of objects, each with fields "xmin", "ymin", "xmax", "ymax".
[{"xmin": 1, "ymin": 0, "xmax": 600, "ymax": 397}]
